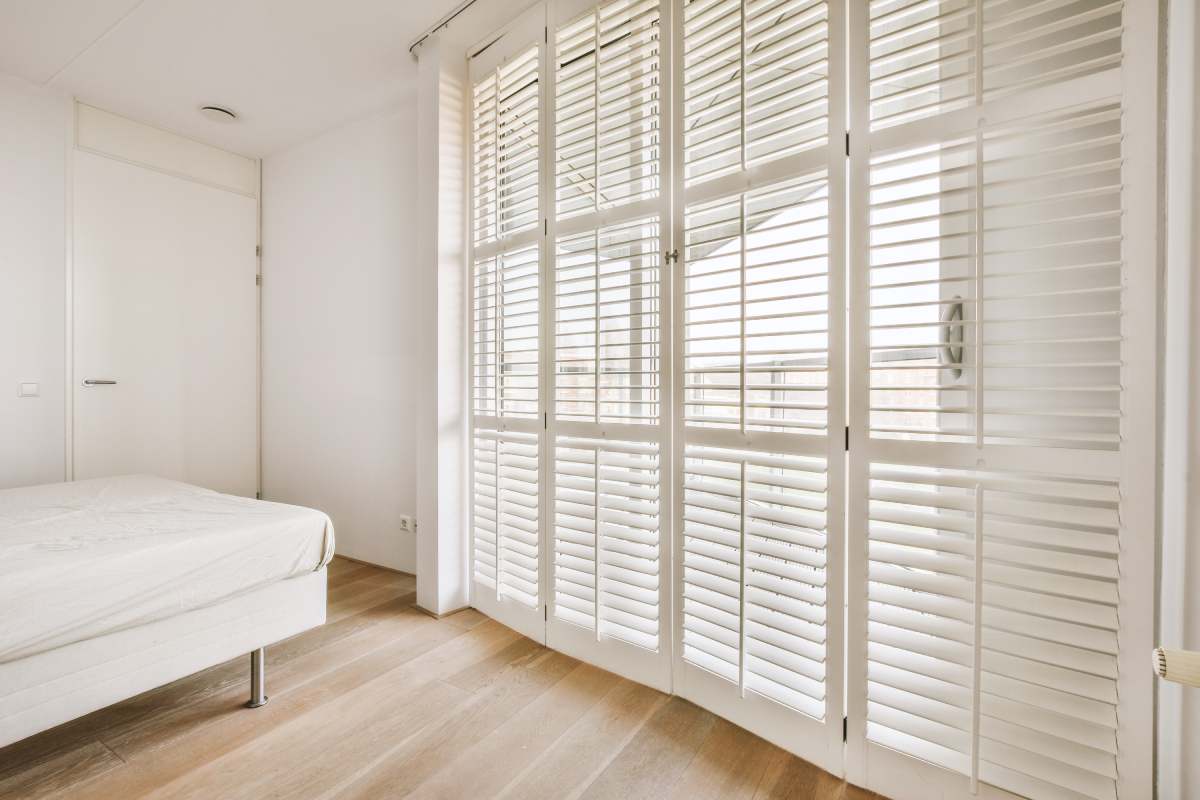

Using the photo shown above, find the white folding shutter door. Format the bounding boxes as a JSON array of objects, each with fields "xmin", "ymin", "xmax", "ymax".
[
  {"xmin": 847, "ymin": 1, "xmax": 1156, "ymax": 798},
  {"xmin": 547, "ymin": 0, "xmax": 672, "ymax": 690},
  {"xmin": 673, "ymin": 0, "xmax": 846, "ymax": 771},
  {"xmin": 470, "ymin": 32, "xmax": 548, "ymax": 643}
]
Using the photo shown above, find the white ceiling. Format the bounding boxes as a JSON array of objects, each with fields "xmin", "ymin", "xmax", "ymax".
[{"xmin": 0, "ymin": 0, "xmax": 498, "ymax": 157}]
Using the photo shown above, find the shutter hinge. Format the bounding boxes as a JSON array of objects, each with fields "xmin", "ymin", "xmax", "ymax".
[
  {"xmin": 845, "ymin": 132, "xmax": 850, "ymax": 157},
  {"xmin": 255, "ymin": 491, "xmax": 262, "ymax": 500},
  {"xmin": 843, "ymin": 716, "xmax": 848, "ymax": 742},
  {"xmin": 544, "ymin": 604, "xmax": 548, "ymax": 621},
  {"xmin": 845, "ymin": 425, "xmax": 850, "ymax": 451},
  {"xmin": 664, "ymin": 248, "xmax": 679, "ymax": 264},
  {"xmin": 256, "ymin": 244, "xmax": 261, "ymax": 257},
  {"xmin": 545, "ymin": 26, "xmax": 548, "ymax": 43},
  {"xmin": 543, "ymin": 411, "xmax": 548, "ymax": 430},
  {"xmin": 544, "ymin": 218, "xmax": 548, "ymax": 236},
  {"xmin": 255, "ymin": 274, "xmax": 262, "ymax": 286}
]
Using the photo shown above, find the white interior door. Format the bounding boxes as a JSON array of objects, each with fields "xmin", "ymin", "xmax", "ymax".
[{"xmin": 72, "ymin": 150, "xmax": 258, "ymax": 496}]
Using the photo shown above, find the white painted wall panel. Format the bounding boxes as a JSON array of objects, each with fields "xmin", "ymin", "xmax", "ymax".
[
  {"xmin": 0, "ymin": 75, "xmax": 70, "ymax": 489},
  {"xmin": 77, "ymin": 103, "xmax": 258, "ymax": 196},
  {"xmin": 1162, "ymin": 1, "xmax": 1200, "ymax": 796},
  {"xmin": 261, "ymin": 103, "xmax": 420, "ymax": 573}
]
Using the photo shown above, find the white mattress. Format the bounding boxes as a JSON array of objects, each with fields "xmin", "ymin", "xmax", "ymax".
[{"xmin": 0, "ymin": 475, "xmax": 334, "ymax": 663}]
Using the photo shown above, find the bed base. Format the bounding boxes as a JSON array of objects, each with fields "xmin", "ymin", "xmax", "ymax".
[{"xmin": 0, "ymin": 569, "xmax": 325, "ymax": 750}]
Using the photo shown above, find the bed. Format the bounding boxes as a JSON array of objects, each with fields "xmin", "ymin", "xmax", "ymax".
[{"xmin": 0, "ymin": 475, "xmax": 334, "ymax": 749}]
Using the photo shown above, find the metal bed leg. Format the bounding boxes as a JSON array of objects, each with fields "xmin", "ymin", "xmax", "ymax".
[{"xmin": 246, "ymin": 647, "xmax": 268, "ymax": 708}]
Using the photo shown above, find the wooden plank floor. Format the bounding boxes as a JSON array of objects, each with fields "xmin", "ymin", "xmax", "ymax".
[{"xmin": 0, "ymin": 558, "xmax": 884, "ymax": 800}]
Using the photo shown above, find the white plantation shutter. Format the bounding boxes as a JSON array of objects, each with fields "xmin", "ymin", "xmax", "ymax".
[
  {"xmin": 462, "ymin": 2, "xmax": 1157, "ymax": 796},
  {"xmin": 682, "ymin": 0, "xmax": 832, "ymax": 181},
  {"xmin": 555, "ymin": 0, "xmax": 662, "ymax": 217},
  {"xmin": 682, "ymin": 175, "xmax": 833, "ymax": 434},
  {"xmin": 862, "ymin": 465, "xmax": 1122, "ymax": 796},
  {"xmin": 673, "ymin": 0, "xmax": 845, "ymax": 772},
  {"xmin": 547, "ymin": 0, "xmax": 671, "ymax": 690},
  {"xmin": 847, "ymin": 1, "xmax": 1156, "ymax": 799},
  {"xmin": 473, "ymin": 429, "xmax": 542, "ymax": 608},
  {"xmin": 553, "ymin": 437, "xmax": 661, "ymax": 648},
  {"xmin": 553, "ymin": 218, "xmax": 661, "ymax": 424},
  {"xmin": 498, "ymin": 48, "xmax": 542, "ymax": 237},
  {"xmin": 681, "ymin": 446, "xmax": 830, "ymax": 719},
  {"xmin": 473, "ymin": 46, "xmax": 542, "ymax": 244},
  {"xmin": 470, "ymin": 22, "xmax": 548, "ymax": 642}
]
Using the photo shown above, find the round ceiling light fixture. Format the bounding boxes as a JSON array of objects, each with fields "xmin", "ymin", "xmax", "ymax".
[{"xmin": 199, "ymin": 105, "xmax": 238, "ymax": 123}]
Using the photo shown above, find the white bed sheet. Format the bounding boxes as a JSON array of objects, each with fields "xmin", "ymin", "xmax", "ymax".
[{"xmin": 0, "ymin": 475, "xmax": 334, "ymax": 663}]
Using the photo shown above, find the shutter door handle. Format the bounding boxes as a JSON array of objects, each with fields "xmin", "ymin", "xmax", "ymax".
[{"xmin": 939, "ymin": 297, "xmax": 964, "ymax": 380}]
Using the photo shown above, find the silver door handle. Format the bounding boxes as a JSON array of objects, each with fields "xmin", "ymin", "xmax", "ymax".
[{"xmin": 82, "ymin": 379, "xmax": 117, "ymax": 386}]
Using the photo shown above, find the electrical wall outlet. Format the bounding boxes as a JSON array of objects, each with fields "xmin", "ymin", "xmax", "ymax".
[{"xmin": 399, "ymin": 515, "xmax": 414, "ymax": 532}]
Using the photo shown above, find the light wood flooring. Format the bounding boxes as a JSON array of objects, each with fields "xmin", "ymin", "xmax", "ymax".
[{"xmin": 0, "ymin": 557, "xmax": 884, "ymax": 800}]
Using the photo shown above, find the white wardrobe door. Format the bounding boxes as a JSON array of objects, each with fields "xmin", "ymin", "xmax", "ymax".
[{"xmin": 72, "ymin": 150, "xmax": 258, "ymax": 497}]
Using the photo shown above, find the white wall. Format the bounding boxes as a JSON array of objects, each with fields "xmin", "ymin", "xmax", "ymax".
[
  {"xmin": 0, "ymin": 75, "xmax": 70, "ymax": 488},
  {"xmin": 414, "ymin": 34, "xmax": 469, "ymax": 615},
  {"xmin": 262, "ymin": 102, "xmax": 420, "ymax": 573},
  {"xmin": 1162, "ymin": 1, "xmax": 1200, "ymax": 796}
]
